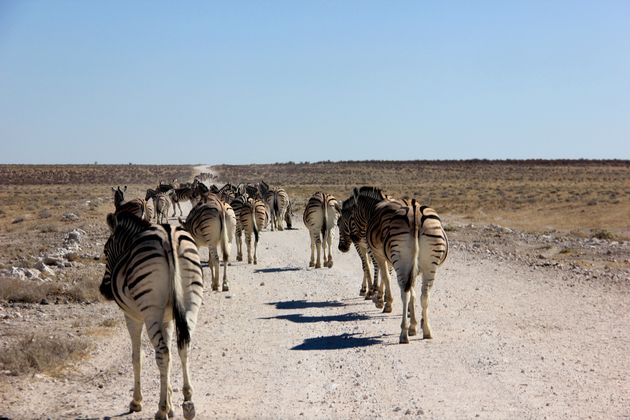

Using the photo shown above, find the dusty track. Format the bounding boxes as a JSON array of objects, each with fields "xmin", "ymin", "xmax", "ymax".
[{"xmin": 2, "ymin": 218, "xmax": 629, "ymax": 419}]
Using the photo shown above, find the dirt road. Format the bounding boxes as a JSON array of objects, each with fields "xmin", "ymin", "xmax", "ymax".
[{"xmin": 2, "ymin": 218, "xmax": 629, "ymax": 419}]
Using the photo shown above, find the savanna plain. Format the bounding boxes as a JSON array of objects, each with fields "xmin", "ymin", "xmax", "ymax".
[{"xmin": 0, "ymin": 161, "xmax": 629, "ymax": 419}]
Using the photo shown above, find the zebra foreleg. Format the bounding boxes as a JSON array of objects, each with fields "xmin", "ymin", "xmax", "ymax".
[
  {"xmin": 125, "ymin": 316, "xmax": 144, "ymax": 413},
  {"xmin": 375, "ymin": 259, "xmax": 393, "ymax": 313},
  {"xmin": 235, "ymin": 227, "xmax": 243, "ymax": 262}
]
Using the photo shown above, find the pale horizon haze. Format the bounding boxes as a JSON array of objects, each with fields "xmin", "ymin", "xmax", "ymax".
[{"xmin": 1, "ymin": 1, "xmax": 629, "ymax": 164}]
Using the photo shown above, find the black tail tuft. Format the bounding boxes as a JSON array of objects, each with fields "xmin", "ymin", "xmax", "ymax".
[{"xmin": 174, "ymin": 301, "xmax": 190, "ymax": 350}]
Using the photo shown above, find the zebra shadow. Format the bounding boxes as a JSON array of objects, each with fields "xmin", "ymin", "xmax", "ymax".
[
  {"xmin": 254, "ymin": 266, "xmax": 302, "ymax": 274},
  {"xmin": 291, "ymin": 333, "xmax": 383, "ymax": 350},
  {"xmin": 260, "ymin": 312, "xmax": 370, "ymax": 323},
  {"xmin": 268, "ymin": 299, "xmax": 346, "ymax": 310}
]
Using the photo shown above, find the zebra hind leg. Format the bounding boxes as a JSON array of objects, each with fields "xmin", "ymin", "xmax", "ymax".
[
  {"xmin": 420, "ymin": 273, "xmax": 435, "ymax": 339},
  {"xmin": 125, "ymin": 316, "xmax": 144, "ymax": 413},
  {"xmin": 408, "ymin": 287, "xmax": 418, "ymax": 336},
  {"xmin": 178, "ymin": 339, "xmax": 196, "ymax": 419}
]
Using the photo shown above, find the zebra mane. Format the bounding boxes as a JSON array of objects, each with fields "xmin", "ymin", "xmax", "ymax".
[
  {"xmin": 105, "ymin": 212, "xmax": 153, "ymax": 268},
  {"xmin": 354, "ymin": 186, "xmax": 387, "ymax": 201},
  {"xmin": 341, "ymin": 197, "xmax": 356, "ymax": 211}
]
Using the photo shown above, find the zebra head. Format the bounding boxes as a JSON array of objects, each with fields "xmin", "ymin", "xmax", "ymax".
[
  {"xmin": 337, "ymin": 198, "xmax": 356, "ymax": 253},
  {"xmin": 112, "ymin": 186, "xmax": 127, "ymax": 208}
]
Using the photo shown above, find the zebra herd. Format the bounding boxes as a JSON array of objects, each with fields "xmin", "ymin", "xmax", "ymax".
[{"xmin": 100, "ymin": 178, "xmax": 448, "ymax": 419}]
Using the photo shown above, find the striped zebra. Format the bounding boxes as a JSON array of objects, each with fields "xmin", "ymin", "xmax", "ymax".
[
  {"xmin": 338, "ymin": 198, "xmax": 379, "ymax": 298},
  {"xmin": 100, "ymin": 211, "xmax": 203, "ymax": 419},
  {"xmin": 345, "ymin": 187, "xmax": 449, "ymax": 343},
  {"xmin": 179, "ymin": 197, "xmax": 231, "ymax": 292},
  {"xmin": 303, "ymin": 192, "xmax": 340, "ymax": 268},
  {"xmin": 253, "ymin": 198, "xmax": 269, "ymax": 231},
  {"xmin": 230, "ymin": 194, "xmax": 259, "ymax": 264},
  {"xmin": 169, "ymin": 186, "xmax": 196, "ymax": 217},
  {"xmin": 146, "ymin": 189, "xmax": 171, "ymax": 224},
  {"xmin": 112, "ymin": 186, "xmax": 146, "ymax": 220},
  {"xmin": 338, "ymin": 187, "xmax": 390, "ymax": 304},
  {"xmin": 264, "ymin": 188, "xmax": 291, "ymax": 231}
]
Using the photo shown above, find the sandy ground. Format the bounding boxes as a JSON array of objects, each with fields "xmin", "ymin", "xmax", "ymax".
[{"xmin": 1, "ymin": 208, "xmax": 629, "ymax": 420}]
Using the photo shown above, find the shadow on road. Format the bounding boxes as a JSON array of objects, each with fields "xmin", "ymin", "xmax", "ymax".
[
  {"xmin": 254, "ymin": 266, "xmax": 302, "ymax": 274},
  {"xmin": 268, "ymin": 299, "xmax": 347, "ymax": 310},
  {"xmin": 291, "ymin": 333, "xmax": 383, "ymax": 350},
  {"xmin": 261, "ymin": 312, "xmax": 370, "ymax": 323}
]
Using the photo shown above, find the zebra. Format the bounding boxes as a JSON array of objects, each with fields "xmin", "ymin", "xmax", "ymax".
[
  {"xmin": 169, "ymin": 186, "xmax": 196, "ymax": 217},
  {"xmin": 100, "ymin": 211, "xmax": 203, "ymax": 419},
  {"xmin": 303, "ymin": 192, "xmax": 340, "ymax": 268},
  {"xmin": 264, "ymin": 188, "xmax": 291, "ymax": 231},
  {"xmin": 230, "ymin": 194, "xmax": 259, "ymax": 264},
  {"xmin": 147, "ymin": 189, "xmax": 171, "ymax": 224},
  {"xmin": 253, "ymin": 198, "xmax": 269, "ymax": 231},
  {"xmin": 179, "ymin": 196, "xmax": 231, "ymax": 292},
  {"xmin": 338, "ymin": 187, "xmax": 387, "ymax": 304},
  {"xmin": 370, "ymin": 198, "xmax": 448, "ymax": 343},
  {"xmin": 112, "ymin": 186, "xmax": 146, "ymax": 220}
]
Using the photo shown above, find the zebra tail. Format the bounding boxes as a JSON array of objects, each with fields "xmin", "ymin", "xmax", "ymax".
[
  {"xmin": 273, "ymin": 193, "xmax": 279, "ymax": 217},
  {"xmin": 405, "ymin": 199, "xmax": 420, "ymax": 293},
  {"xmin": 321, "ymin": 196, "xmax": 328, "ymax": 246},
  {"xmin": 168, "ymin": 226, "xmax": 191, "ymax": 350},
  {"xmin": 252, "ymin": 206, "xmax": 259, "ymax": 244},
  {"xmin": 220, "ymin": 207, "xmax": 229, "ymax": 261}
]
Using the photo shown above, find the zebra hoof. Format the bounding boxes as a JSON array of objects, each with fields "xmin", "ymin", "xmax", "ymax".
[
  {"xmin": 309, "ymin": 262, "xmax": 315, "ymax": 268},
  {"xmin": 375, "ymin": 301, "xmax": 384, "ymax": 309},
  {"xmin": 359, "ymin": 288, "xmax": 366, "ymax": 296},
  {"xmin": 182, "ymin": 401, "xmax": 196, "ymax": 419},
  {"xmin": 315, "ymin": 263, "xmax": 321, "ymax": 269},
  {"xmin": 408, "ymin": 327, "xmax": 417, "ymax": 336},
  {"xmin": 236, "ymin": 256, "xmax": 243, "ymax": 262},
  {"xmin": 222, "ymin": 285, "xmax": 229, "ymax": 292},
  {"xmin": 399, "ymin": 335, "xmax": 410, "ymax": 344},
  {"xmin": 211, "ymin": 285, "xmax": 219, "ymax": 291},
  {"xmin": 129, "ymin": 400, "xmax": 142, "ymax": 412},
  {"xmin": 383, "ymin": 305, "xmax": 393, "ymax": 313},
  {"xmin": 326, "ymin": 261, "xmax": 333, "ymax": 268}
]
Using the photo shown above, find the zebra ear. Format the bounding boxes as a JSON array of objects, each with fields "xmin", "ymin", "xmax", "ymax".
[
  {"xmin": 106, "ymin": 213, "xmax": 116, "ymax": 233},
  {"xmin": 111, "ymin": 187, "xmax": 117, "ymax": 193},
  {"xmin": 124, "ymin": 186, "xmax": 127, "ymax": 192},
  {"xmin": 334, "ymin": 200, "xmax": 342, "ymax": 214},
  {"xmin": 352, "ymin": 187, "xmax": 360, "ymax": 201}
]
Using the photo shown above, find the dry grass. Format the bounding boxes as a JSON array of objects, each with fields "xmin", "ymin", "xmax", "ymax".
[
  {"xmin": 0, "ymin": 333, "xmax": 91, "ymax": 375},
  {"xmin": 0, "ymin": 275, "xmax": 102, "ymax": 304},
  {"xmin": 214, "ymin": 160, "xmax": 630, "ymax": 238}
]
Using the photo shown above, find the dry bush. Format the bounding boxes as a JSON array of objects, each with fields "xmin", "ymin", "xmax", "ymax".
[
  {"xmin": 0, "ymin": 333, "xmax": 91, "ymax": 375},
  {"xmin": 0, "ymin": 278, "xmax": 61, "ymax": 303},
  {"xmin": 0, "ymin": 276, "xmax": 102, "ymax": 304}
]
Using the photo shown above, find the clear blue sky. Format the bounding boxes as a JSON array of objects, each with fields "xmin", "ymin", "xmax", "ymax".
[{"xmin": 1, "ymin": 1, "xmax": 628, "ymax": 164}]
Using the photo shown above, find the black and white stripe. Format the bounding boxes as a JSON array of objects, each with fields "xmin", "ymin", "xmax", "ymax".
[
  {"xmin": 100, "ymin": 212, "xmax": 203, "ymax": 419},
  {"xmin": 264, "ymin": 188, "xmax": 291, "ymax": 231},
  {"xmin": 180, "ymin": 196, "xmax": 231, "ymax": 292},
  {"xmin": 303, "ymin": 192, "xmax": 340, "ymax": 269},
  {"xmin": 230, "ymin": 194, "xmax": 259, "ymax": 264},
  {"xmin": 146, "ymin": 189, "xmax": 171, "ymax": 224},
  {"xmin": 112, "ymin": 186, "xmax": 146, "ymax": 220}
]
